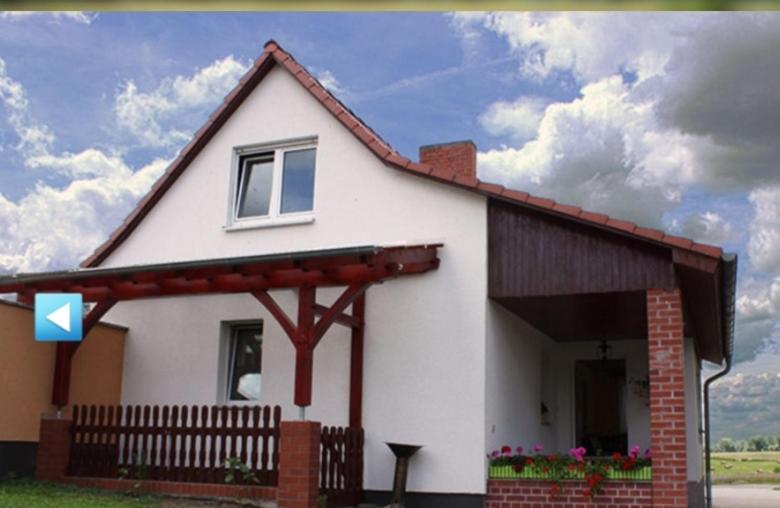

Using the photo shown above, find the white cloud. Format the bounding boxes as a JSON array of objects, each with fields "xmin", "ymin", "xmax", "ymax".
[
  {"xmin": 748, "ymin": 185, "xmax": 780, "ymax": 275},
  {"xmin": 0, "ymin": 11, "xmax": 95, "ymax": 24},
  {"xmin": 478, "ymin": 75, "xmax": 699, "ymax": 227},
  {"xmin": 0, "ymin": 53, "xmax": 168, "ymax": 274},
  {"xmin": 315, "ymin": 70, "xmax": 345, "ymax": 95},
  {"xmin": 0, "ymin": 57, "xmax": 54, "ymax": 157},
  {"xmin": 115, "ymin": 55, "xmax": 250, "ymax": 148},
  {"xmin": 0, "ymin": 154, "xmax": 168, "ymax": 273},
  {"xmin": 478, "ymin": 96, "xmax": 546, "ymax": 142},
  {"xmin": 456, "ymin": 12, "xmax": 691, "ymax": 82},
  {"xmin": 710, "ymin": 372, "xmax": 780, "ymax": 440},
  {"xmin": 671, "ymin": 211, "xmax": 735, "ymax": 246}
]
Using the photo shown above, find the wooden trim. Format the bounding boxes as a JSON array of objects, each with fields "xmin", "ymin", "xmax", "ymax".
[{"xmin": 349, "ymin": 294, "xmax": 365, "ymax": 429}]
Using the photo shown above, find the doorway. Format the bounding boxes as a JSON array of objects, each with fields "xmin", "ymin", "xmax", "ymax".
[{"xmin": 574, "ymin": 359, "xmax": 627, "ymax": 456}]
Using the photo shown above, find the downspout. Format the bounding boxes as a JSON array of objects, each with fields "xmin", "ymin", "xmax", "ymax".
[
  {"xmin": 703, "ymin": 354, "xmax": 731, "ymax": 508},
  {"xmin": 703, "ymin": 253, "xmax": 737, "ymax": 508}
]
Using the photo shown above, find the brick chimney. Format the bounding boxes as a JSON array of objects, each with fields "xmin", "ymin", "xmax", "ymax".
[{"xmin": 419, "ymin": 140, "xmax": 477, "ymax": 180}]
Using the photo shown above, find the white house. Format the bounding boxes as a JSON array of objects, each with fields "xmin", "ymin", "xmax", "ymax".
[{"xmin": 0, "ymin": 41, "xmax": 736, "ymax": 508}]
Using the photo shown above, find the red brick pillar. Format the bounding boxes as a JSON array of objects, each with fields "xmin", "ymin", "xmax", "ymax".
[
  {"xmin": 646, "ymin": 289, "xmax": 688, "ymax": 508},
  {"xmin": 278, "ymin": 421, "xmax": 321, "ymax": 508},
  {"xmin": 35, "ymin": 414, "xmax": 72, "ymax": 481}
]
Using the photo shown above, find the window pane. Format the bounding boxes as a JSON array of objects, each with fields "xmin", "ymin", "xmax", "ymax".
[
  {"xmin": 228, "ymin": 325, "xmax": 263, "ymax": 401},
  {"xmin": 237, "ymin": 154, "xmax": 274, "ymax": 218},
  {"xmin": 280, "ymin": 148, "xmax": 316, "ymax": 214}
]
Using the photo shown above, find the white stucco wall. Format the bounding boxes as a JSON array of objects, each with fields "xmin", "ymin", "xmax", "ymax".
[
  {"xmin": 99, "ymin": 65, "xmax": 488, "ymax": 494},
  {"xmin": 485, "ymin": 300, "xmax": 557, "ymax": 455},
  {"xmin": 685, "ymin": 337, "xmax": 704, "ymax": 482}
]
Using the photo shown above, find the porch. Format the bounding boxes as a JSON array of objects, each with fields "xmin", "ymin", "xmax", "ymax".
[
  {"xmin": 483, "ymin": 197, "xmax": 737, "ymax": 508},
  {"xmin": 0, "ymin": 244, "xmax": 441, "ymax": 508}
]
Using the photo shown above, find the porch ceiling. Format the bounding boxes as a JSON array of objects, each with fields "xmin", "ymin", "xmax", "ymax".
[{"xmin": 495, "ymin": 291, "xmax": 694, "ymax": 343}]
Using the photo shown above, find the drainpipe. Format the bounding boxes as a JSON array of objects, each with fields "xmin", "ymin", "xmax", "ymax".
[
  {"xmin": 703, "ymin": 355, "xmax": 731, "ymax": 508},
  {"xmin": 703, "ymin": 253, "xmax": 737, "ymax": 508}
]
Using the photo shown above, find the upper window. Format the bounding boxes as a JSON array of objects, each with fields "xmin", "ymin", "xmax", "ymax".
[
  {"xmin": 226, "ymin": 323, "xmax": 263, "ymax": 402},
  {"xmin": 228, "ymin": 139, "xmax": 317, "ymax": 229}
]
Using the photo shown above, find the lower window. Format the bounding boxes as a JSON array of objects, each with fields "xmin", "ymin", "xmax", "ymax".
[{"xmin": 226, "ymin": 323, "xmax": 263, "ymax": 402}]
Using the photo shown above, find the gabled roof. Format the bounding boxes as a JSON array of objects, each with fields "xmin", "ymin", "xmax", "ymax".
[{"xmin": 82, "ymin": 40, "xmax": 724, "ymax": 268}]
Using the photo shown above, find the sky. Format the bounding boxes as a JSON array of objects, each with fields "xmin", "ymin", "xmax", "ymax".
[{"xmin": 0, "ymin": 11, "xmax": 778, "ymax": 440}]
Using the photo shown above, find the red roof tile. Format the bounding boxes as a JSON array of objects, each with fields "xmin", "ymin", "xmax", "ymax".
[{"xmin": 81, "ymin": 40, "xmax": 724, "ymax": 267}]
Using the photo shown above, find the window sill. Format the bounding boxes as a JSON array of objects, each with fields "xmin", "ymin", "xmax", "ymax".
[{"xmin": 224, "ymin": 214, "xmax": 315, "ymax": 232}]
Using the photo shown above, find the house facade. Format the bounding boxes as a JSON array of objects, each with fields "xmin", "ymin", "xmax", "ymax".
[{"xmin": 0, "ymin": 41, "xmax": 735, "ymax": 508}]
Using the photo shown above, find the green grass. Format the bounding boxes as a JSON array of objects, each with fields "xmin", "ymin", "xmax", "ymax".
[
  {"xmin": 711, "ymin": 451, "xmax": 780, "ymax": 485},
  {"xmin": 0, "ymin": 480, "xmax": 164, "ymax": 508}
]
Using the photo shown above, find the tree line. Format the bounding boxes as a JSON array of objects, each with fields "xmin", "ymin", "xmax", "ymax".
[{"xmin": 714, "ymin": 436, "xmax": 780, "ymax": 452}]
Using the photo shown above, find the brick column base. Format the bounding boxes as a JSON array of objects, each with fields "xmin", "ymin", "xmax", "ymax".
[
  {"xmin": 647, "ymin": 289, "xmax": 688, "ymax": 508},
  {"xmin": 278, "ymin": 420, "xmax": 321, "ymax": 508},
  {"xmin": 35, "ymin": 414, "xmax": 72, "ymax": 481}
]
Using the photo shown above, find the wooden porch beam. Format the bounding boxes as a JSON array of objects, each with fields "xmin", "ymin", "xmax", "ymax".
[
  {"xmin": 349, "ymin": 293, "xmax": 365, "ymax": 428},
  {"xmin": 312, "ymin": 283, "xmax": 371, "ymax": 347},
  {"xmin": 313, "ymin": 303, "xmax": 362, "ymax": 328},
  {"xmin": 252, "ymin": 290, "xmax": 298, "ymax": 343},
  {"xmin": 294, "ymin": 286, "xmax": 316, "ymax": 407}
]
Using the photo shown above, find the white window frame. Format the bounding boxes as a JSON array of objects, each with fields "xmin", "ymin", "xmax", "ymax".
[
  {"xmin": 225, "ymin": 136, "xmax": 318, "ymax": 231},
  {"xmin": 221, "ymin": 321, "xmax": 264, "ymax": 405}
]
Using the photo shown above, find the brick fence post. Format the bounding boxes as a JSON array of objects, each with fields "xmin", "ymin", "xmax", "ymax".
[
  {"xmin": 35, "ymin": 414, "xmax": 72, "ymax": 481},
  {"xmin": 646, "ymin": 289, "xmax": 688, "ymax": 508},
  {"xmin": 278, "ymin": 420, "xmax": 321, "ymax": 508}
]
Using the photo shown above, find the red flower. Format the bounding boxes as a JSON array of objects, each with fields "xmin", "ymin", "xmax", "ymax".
[
  {"xmin": 547, "ymin": 454, "xmax": 557, "ymax": 461},
  {"xmin": 542, "ymin": 467, "xmax": 549, "ymax": 474},
  {"xmin": 513, "ymin": 464, "xmax": 523, "ymax": 473},
  {"xmin": 612, "ymin": 451, "xmax": 621, "ymax": 460},
  {"xmin": 501, "ymin": 445, "xmax": 512, "ymax": 455},
  {"xmin": 525, "ymin": 458, "xmax": 534, "ymax": 466}
]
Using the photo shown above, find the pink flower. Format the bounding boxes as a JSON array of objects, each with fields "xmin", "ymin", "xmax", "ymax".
[
  {"xmin": 490, "ymin": 450, "xmax": 499, "ymax": 459},
  {"xmin": 644, "ymin": 448, "xmax": 652, "ymax": 459},
  {"xmin": 568, "ymin": 446, "xmax": 587, "ymax": 462},
  {"xmin": 515, "ymin": 446, "xmax": 524, "ymax": 455},
  {"xmin": 533, "ymin": 444, "xmax": 544, "ymax": 453},
  {"xmin": 629, "ymin": 445, "xmax": 641, "ymax": 459}
]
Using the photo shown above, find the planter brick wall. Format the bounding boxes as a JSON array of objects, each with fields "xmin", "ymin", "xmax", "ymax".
[
  {"xmin": 486, "ymin": 479, "xmax": 651, "ymax": 508},
  {"xmin": 647, "ymin": 289, "xmax": 688, "ymax": 508},
  {"xmin": 278, "ymin": 420, "xmax": 321, "ymax": 508},
  {"xmin": 35, "ymin": 415, "xmax": 72, "ymax": 481}
]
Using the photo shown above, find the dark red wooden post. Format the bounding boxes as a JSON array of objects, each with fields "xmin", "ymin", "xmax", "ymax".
[
  {"xmin": 50, "ymin": 300, "xmax": 116, "ymax": 407},
  {"xmin": 294, "ymin": 286, "xmax": 316, "ymax": 409},
  {"xmin": 349, "ymin": 294, "xmax": 365, "ymax": 428}
]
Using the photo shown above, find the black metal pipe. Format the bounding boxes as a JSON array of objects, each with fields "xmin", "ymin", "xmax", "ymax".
[
  {"xmin": 703, "ymin": 356, "xmax": 732, "ymax": 508},
  {"xmin": 703, "ymin": 253, "xmax": 737, "ymax": 508}
]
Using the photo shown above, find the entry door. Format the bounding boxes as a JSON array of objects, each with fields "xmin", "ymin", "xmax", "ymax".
[{"xmin": 574, "ymin": 359, "xmax": 627, "ymax": 456}]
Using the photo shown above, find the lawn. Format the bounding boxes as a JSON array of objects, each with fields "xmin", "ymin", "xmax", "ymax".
[
  {"xmin": 0, "ymin": 480, "xmax": 248, "ymax": 508},
  {"xmin": 711, "ymin": 452, "xmax": 780, "ymax": 484}
]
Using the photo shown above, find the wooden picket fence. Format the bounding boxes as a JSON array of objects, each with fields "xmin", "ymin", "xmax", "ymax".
[
  {"xmin": 320, "ymin": 426, "xmax": 364, "ymax": 508},
  {"xmin": 68, "ymin": 404, "xmax": 282, "ymax": 486}
]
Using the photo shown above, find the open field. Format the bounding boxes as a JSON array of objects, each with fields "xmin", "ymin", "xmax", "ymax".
[{"xmin": 712, "ymin": 452, "xmax": 780, "ymax": 484}]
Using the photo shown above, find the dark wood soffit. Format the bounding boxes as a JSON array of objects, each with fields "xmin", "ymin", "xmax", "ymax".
[
  {"xmin": 488, "ymin": 199, "xmax": 676, "ymax": 299},
  {"xmin": 495, "ymin": 292, "xmax": 657, "ymax": 343},
  {"xmin": 676, "ymin": 263, "xmax": 723, "ymax": 364}
]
